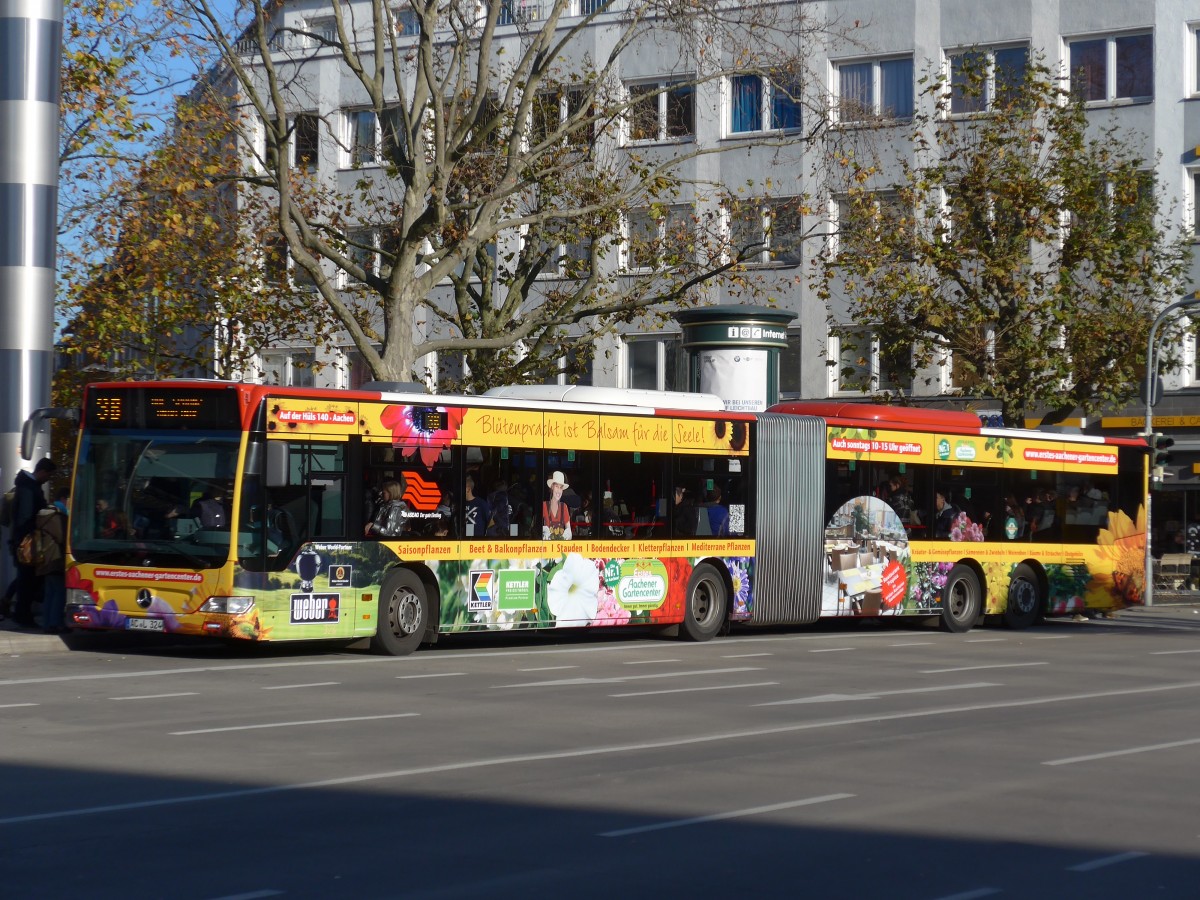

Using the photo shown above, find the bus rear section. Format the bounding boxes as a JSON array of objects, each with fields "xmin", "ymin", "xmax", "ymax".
[{"xmin": 767, "ymin": 402, "xmax": 1148, "ymax": 632}]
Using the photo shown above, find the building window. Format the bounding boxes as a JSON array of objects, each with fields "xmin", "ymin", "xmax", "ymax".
[
  {"xmin": 840, "ymin": 55, "xmax": 912, "ymax": 121},
  {"xmin": 625, "ymin": 336, "xmax": 682, "ymax": 391},
  {"xmin": 345, "ymin": 228, "xmax": 377, "ymax": 284},
  {"xmin": 346, "ymin": 110, "xmax": 379, "ymax": 167},
  {"xmin": 1068, "ymin": 33, "xmax": 1153, "ymax": 103},
  {"xmin": 625, "ymin": 204, "xmax": 692, "ymax": 270},
  {"xmin": 626, "ymin": 80, "xmax": 694, "ymax": 142},
  {"xmin": 393, "ymin": 6, "xmax": 420, "ymax": 36},
  {"xmin": 836, "ymin": 56, "xmax": 914, "ymax": 121},
  {"xmin": 292, "ymin": 113, "xmax": 320, "ymax": 169},
  {"xmin": 498, "ymin": 0, "xmax": 544, "ymax": 26},
  {"xmin": 833, "ymin": 328, "xmax": 912, "ymax": 393},
  {"xmin": 1193, "ymin": 25, "xmax": 1200, "ymax": 95},
  {"xmin": 729, "ymin": 72, "xmax": 802, "ymax": 134},
  {"xmin": 575, "ymin": 0, "xmax": 609, "ymax": 14},
  {"xmin": 834, "ymin": 191, "xmax": 911, "ymax": 257},
  {"xmin": 260, "ymin": 350, "xmax": 317, "ymax": 387},
  {"xmin": 948, "ymin": 46, "xmax": 1029, "ymax": 114},
  {"xmin": 1190, "ymin": 170, "xmax": 1200, "ymax": 238},
  {"xmin": 530, "ymin": 86, "xmax": 590, "ymax": 148},
  {"xmin": 304, "ymin": 17, "xmax": 339, "ymax": 47},
  {"xmin": 540, "ymin": 347, "xmax": 595, "ymax": 386},
  {"xmin": 729, "ymin": 196, "xmax": 804, "ymax": 266}
]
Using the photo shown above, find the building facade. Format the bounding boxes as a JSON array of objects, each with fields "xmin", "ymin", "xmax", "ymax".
[{"xmin": 218, "ymin": 0, "xmax": 1200, "ymax": 552}]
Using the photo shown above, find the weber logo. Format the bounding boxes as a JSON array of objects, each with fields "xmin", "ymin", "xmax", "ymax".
[{"xmin": 290, "ymin": 593, "xmax": 340, "ymax": 624}]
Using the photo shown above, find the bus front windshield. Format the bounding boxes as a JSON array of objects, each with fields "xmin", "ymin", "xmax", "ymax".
[{"xmin": 70, "ymin": 431, "xmax": 242, "ymax": 569}]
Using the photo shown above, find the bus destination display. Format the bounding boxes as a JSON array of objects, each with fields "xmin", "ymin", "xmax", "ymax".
[{"xmin": 87, "ymin": 388, "xmax": 239, "ymax": 429}]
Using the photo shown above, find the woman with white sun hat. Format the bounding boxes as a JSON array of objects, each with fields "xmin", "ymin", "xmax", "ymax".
[{"xmin": 542, "ymin": 470, "xmax": 573, "ymax": 540}]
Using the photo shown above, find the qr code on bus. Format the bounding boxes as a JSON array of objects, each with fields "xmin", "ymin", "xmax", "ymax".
[{"xmin": 729, "ymin": 504, "xmax": 745, "ymax": 535}]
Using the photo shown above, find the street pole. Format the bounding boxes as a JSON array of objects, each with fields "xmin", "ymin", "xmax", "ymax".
[{"xmin": 1142, "ymin": 293, "xmax": 1200, "ymax": 607}]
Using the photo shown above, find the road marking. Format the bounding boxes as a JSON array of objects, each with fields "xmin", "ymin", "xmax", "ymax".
[
  {"xmin": 921, "ymin": 662, "xmax": 1048, "ymax": 674},
  {"xmin": 611, "ymin": 682, "xmax": 778, "ymax": 698},
  {"xmin": 109, "ymin": 692, "xmax": 199, "ymax": 701},
  {"xmin": 171, "ymin": 713, "xmax": 418, "ymax": 735},
  {"xmin": 1030, "ymin": 635, "xmax": 1072, "ymax": 640},
  {"xmin": 809, "ymin": 647, "xmax": 854, "ymax": 653},
  {"xmin": 1067, "ymin": 851, "xmax": 1148, "ymax": 872},
  {"xmin": 1150, "ymin": 648, "xmax": 1200, "ymax": 655},
  {"xmin": 497, "ymin": 666, "xmax": 761, "ymax": 689},
  {"xmin": 261, "ymin": 682, "xmax": 339, "ymax": 691},
  {"xmin": 965, "ymin": 638, "xmax": 1004, "ymax": 643},
  {"xmin": 517, "ymin": 666, "xmax": 578, "ymax": 672},
  {"xmin": 206, "ymin": 891, "xmax": 285, "ymax": 900},
  {"xmin": 756, "ymin": 683, "xmax": 997, "ymax": 707},
  {"xmin": 623, "ymin": 658, "xmax": 681, "ymax": 665},
  {"xmin": 930, "ymin": 889, "xmax": 1001, "ymax": 900},
  {"xmin": 599, "ymin": 794, "xmax": 854, "ymax": 837},
  {"xmin": 1044, "ymin": 737, "xmax": 1200, "ymax": 766},
  {"xmin": 395, "ymin": 672, "xmax": 466, "ymax": 679},
  {"xmin": 889, "ymin": 642, "xmax": 932, "ymax": 647},
  {"xmin": 0, "ymin": 703, "xmax": 37, "ymax": 709},
  {"xmin": 722, "ymin": 652, "xmax": 772, "ymax": 658},
  {"xmin": 8, "ymin": 680, "xmax": 1200, "ymax": 827}
]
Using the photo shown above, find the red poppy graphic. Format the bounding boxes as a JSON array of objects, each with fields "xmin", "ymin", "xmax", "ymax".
[{"xmin": 380, "ymin": 405, "xmax": 465, "ymax": 468}]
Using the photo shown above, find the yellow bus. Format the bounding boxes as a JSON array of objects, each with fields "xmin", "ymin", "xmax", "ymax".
[{"xmin": 35, "ymin": 381, "xmax": 1146, "ymax": 654}]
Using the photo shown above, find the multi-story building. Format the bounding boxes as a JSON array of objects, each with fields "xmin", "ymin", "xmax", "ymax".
[{"xmin": 216, "ymin": 0, "xmax": 1200, "ymax": 553}]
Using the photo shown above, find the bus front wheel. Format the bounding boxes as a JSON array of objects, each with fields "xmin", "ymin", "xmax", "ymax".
[
  {"xmin": 372, "ymin": 569, "xmax": 431, "ymax": 656},
  {"xmin": 1003, "ymin": 564, "xmax": 1043, "ymax": 630},
  {"xmin": 939, "ymin": 564, "xmax": 981, "ymax": 634},
  {"xmin": 681, "ymin": 563, "xmax": 727, "ymax": 642}
]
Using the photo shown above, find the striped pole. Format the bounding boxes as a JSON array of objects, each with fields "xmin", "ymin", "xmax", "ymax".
[{"xmin": 0, "ymin": 0, "xmax": 61, "ymax": 585}]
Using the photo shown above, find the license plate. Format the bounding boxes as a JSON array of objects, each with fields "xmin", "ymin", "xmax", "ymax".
[{"xmin": 127, "ymin": 617, "xmax": 164, "ymax": 632}]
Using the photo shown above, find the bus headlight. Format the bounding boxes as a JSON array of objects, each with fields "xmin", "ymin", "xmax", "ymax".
[
  {"xmin": 199, "ymin": 596, "xmax": 255, "ymax": 615},
  {"xmin": 67, "ymin": 588, "xmax": 96, "ymax": 606}
]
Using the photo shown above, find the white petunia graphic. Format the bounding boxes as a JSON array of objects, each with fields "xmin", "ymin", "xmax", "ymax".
[{"xmin": 546, "ymin": 553, "xmax": 601, "ymax": 626}]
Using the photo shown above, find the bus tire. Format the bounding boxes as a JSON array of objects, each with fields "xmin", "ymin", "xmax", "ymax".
[
  {"xmin": 939, "ymin": 564, "xmax": 981, "ymax": 634},
  {"xmin": 681, "ymin": 563, "xmax": 727, "ymax": 642},
  {"xmin": 1003, "ymin": 564, "xmax": 1043, "ymax": 630},
  {"xmin": 371, "ymin": 568, "xmax": 431, "ymax": 656}
]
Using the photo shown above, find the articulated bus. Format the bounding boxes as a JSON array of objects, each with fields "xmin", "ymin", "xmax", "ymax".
[{"xmin": 37, "ymin": 381, "xmax": 1147, "ymax": 654}]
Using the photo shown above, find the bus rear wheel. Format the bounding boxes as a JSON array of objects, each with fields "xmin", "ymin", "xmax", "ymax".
[
  {"xmin": 1003, "ymin": 564, "xmax": 1043, "ymax": 630},
  {"xmin": 681, "ymin": 563, "xmax": 727, "ymax": 642},
  {"xmin": 371, "ymin": 569, "xmax": 431, "ymax": 656},
  {"xmin": 939, "ymin": 564, "xmax": 981, "ymax": 634}
]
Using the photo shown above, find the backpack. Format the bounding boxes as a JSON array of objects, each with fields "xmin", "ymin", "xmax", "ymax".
[{"xmin": 0, "ymin": 489, "xmax": 14, "ymax": 528}]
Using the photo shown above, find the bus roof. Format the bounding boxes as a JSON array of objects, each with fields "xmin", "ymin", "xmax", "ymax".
[
  {"xmin": 482, "ymin": 384, "xmax": 727, "ymax": 411},
  {"xmin": 769, "ymin": 401, "xmax": 982, "ymax": 430}
]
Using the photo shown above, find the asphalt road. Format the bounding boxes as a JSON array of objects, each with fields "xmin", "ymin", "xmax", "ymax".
[{"xmin": 2, "ymin": 609, "xmax": 1199, "ymax": 899}]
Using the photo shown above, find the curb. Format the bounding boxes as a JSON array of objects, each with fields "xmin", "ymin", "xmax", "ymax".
[{"xmin": 0, "ymin": 624, "xmax": 72, "ymax": 655}]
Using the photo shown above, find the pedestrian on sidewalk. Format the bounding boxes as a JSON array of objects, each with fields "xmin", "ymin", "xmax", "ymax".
[
  {"xmin": 9, "ymin": 459, "xmax": 56, "ymax": 628},
  {"xmin": 36, "ymin": 487, "xmax": 69, "ymax": 633}
]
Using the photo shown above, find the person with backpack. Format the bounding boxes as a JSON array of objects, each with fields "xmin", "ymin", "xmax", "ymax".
[
  {"xmin": 9, "ymin": 458, "xmax": 56, "ymax": 628},
  {"xmin": 34, "ymin": 488, "xmax": 68, "ymax": 633}
]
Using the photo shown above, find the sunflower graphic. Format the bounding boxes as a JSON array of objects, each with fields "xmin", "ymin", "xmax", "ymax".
[{"xmin": 1096, "ymin": 507, "xmax": 1146, "ymax": 605}]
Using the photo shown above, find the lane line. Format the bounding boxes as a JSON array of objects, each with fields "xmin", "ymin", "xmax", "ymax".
[
  {"xmin": 623, "ymin": 659, "xmax": 681, "ymax": 665},
  {"xmin": 109, "ymin": 692, "xmax": 199, "ymax": 701},
  {"xmin": 809, "ymin": 647, "xmax": 854, "ymax": 653},
  {"xmin": 0, "ymin": 632, "xmax": 911, "ymax": 687},
  {"xmin": 599, "ymin": 794, "xmax": 854, "ymax": 837},
  {"xmin": 930, "ymin": 889, "xmax": 1001, "ymax": 900},
  {"xmin": 0, "ymin": 703, "xmax": 37, "ymax": 709},
  {"xmin": 1067, "ymin": 851, "xmax": 1149, "ymax": 872},
  {"xmin": 1030, "ymin": 635, "xmax": 1071, "ymax": 640},
  {"xmin": 171, "ymin": 713, "xmax": 418, "ymax": 735},
  {"xmin": 921, "ymin": 662, "xmax": 1048, "ymax": 674},
  {"xmin": 497, "ymin": 666, "xmax": 761, "ymax": 689},
  {"xmin": 756, "ymin": 682, "xmax": 997, "ymax": 707},
  {"xmin": 889, "ymin": 642, "xmax": 932, "ymax": 647},
  {"xmin": 8, "ymin": 680, "xmax": 1200, "ymax": 826},
  {"xmin": 722, "ymin": 652, "xmax": 772, "ymax": 658},
  {"xmin": 1150, "ymin": 649, "xmax": 1200, "ymax": 655},
  {"xmin": 517, "ymin": 666, "xmax": 578, "ymax": 672},
  {"xmin": 261, "ymin": 683, "xmax": 339, "ymax": 691},
  {"xmin": 1044, "ymin": 737, "xmax": 1200, "ymax": 766},
  {"xmin": 965, "ymin": 638, "xmax": 1005, "ymax": 643},
  {"xmin": 206, "ymin": 891, "xmax": 285, "ymax": 900},
  {"xmin": 611, "ymin": 682, "xmax": 779, "ymax": 698},
  {"xmin": 396, "ymin": 672, "xmax": 466, "ymax": 680}
]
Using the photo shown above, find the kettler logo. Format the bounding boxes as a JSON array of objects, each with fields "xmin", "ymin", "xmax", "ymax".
[{"xmin": 402, "ymin": 471, "xmax": 441, "ymax": 512}]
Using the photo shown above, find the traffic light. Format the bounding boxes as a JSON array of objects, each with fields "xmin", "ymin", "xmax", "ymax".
[{"xmin": 1150, "ymin": 432, "xmax": 1175, "ymax": 482}]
